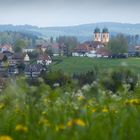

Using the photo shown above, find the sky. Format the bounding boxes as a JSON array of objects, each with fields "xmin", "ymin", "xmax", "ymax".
[{"xmin": 0, "ymin": 0, "xmax": 139, "ymax": 27}]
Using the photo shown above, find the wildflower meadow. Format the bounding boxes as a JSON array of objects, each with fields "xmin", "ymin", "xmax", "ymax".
[{"xmin": 0, "ymin": 68, "xmax": 140, "ymax": 140}]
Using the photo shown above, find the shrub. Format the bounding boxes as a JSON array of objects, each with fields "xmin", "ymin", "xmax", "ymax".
[
  {"xmin": 41, "ymin": 70, "xmax": 72, "ymax": 88},
  {"xmin": 73, "ymin": 68, "xmax": 98, "ymax": 86},
  {"xmin": 101, "ymin": 68, "xmax": 138, "ymax": 93}
]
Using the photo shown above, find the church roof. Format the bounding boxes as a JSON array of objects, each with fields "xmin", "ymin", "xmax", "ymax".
[
  {"xmin": 94, "ymin": 28, "xmax": 100, "ymax": 33},
  {"xmin": 102, "ymin": 28, "xmax": 109, "ymax": 33}
]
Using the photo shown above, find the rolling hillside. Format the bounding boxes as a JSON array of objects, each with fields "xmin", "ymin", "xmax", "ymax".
[{"xmin": 0, "ymin": 22, "xmax": 140, "ymax": 42}]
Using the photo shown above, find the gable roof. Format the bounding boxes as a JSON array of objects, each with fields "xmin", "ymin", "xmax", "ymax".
[
  {"xmin": 74, "ymin": 43, "xmax": 92, "ymax": 53},
  {"xmin": 12, "ymin": 53, "xmax": 24, "ymax": 60},
  {"xmin": 25, "ymin": 64, "xmax": 43, "ymax": 73},
  {"xmin": 37, "ymin": 54, "xmax": 51, "ymax": 60}
]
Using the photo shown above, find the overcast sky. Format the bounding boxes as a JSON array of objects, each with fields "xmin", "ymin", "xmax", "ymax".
[{"xmin": 0, "ymin": 0, "xmax": 139, "ymax": 27}]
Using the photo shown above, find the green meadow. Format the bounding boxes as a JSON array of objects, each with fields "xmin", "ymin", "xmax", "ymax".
[{"xmin": 51, "ymin": 57, "xmax": 140, "ymax": 75}]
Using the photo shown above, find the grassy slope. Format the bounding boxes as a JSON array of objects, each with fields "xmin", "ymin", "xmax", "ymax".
[{"xmin": 50, "ymin": 57, "xmax": 140, "ymax": 75}]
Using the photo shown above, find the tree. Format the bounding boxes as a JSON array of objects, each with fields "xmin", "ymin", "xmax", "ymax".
[
  {"xmin": 44, "ymin": 47, "xmax": 53, "ymax": 57},
  {"xmin": 135, "ymin": 34, "xmax": 139, "ymax": 45},
  {"xmin": 56, "ymin": 36, "xmax": 79, "ymax": 56},
  {"xmin": 50, "ymin": 37, "xmax": 54, "ymax": 43},
  {"xmin": 28, "ymin": 50, "xmax": 39, "ymax": 59},
  {"xmin": 108, "ymin": 34, "xmax": 128, "ymax": 55},
  {"xmin": 13, "ymin": 39, "xmax": 27, "ymax": 53}
]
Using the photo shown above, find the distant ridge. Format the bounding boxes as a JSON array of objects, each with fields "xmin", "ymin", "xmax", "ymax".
[{"xmin": 0, "ymin": 22, "xmax": 140, "ymax": 42}]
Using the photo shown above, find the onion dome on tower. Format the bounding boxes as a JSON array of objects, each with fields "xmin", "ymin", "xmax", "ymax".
[
  {"xmin": 94, "ymin": 27, "xmax": 101, "ymax": 33},
  {"xmin": 102, "ymin": 28, "xmax": 109, "ymax": 33},
  {"xmin": 101, "ymin": 28, "xmax": 109, "ymax": 43},
  {"xmin": 94, "ymin": 27, "xmax": 101, "ymax": 42}
]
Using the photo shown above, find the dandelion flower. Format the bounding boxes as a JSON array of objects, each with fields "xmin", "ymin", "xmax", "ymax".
[
  {"xmin": 38, "ymin": 118, "xmax": 50, "ymax": 126},
  {"xmin": 15, "ymin": 124, "xmax": 28, "ymax": 133},
  {"xmin": 67, "ymin": 119, "xmax": 86, "ymax": 127},
  {"xmin": 102, "ymin": 108, "xmax": 109, "ymax": 113},
  {"xmin": 130, "ymin": 99, "xmax": 140, "ymax": 105},
  {"xmin": 92, "ymin": 108, "xmax": 96, "ymax": 113},
  {"xmin": 74, "ymin": 119, "xmax": 86, "ymax": 127},
  {"xmin": 0, "ymin": 136, "xmax": 13, "ymax": 140},
  {"xmin": 67, "ymin": 120, "xmax": 73, "ymax": 127},
  {"xmin": 124, "ymin": 99, "xmax": 140, "ymax": 106},
  {"xmin": 55, "ymin": 124, "xmax": 65, "ymax": 131}
]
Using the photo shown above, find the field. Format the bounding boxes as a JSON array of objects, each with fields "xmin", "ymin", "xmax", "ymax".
[
  {"xmin": 51, "ymin": 57, "xmax": 140, "ymax": 75},
  {"xmin": 1, "ymin": 57, "xmax": 140, "ymax": 140},
  {"xmin": 1, "ymin": 77, "xmax": 140, "ymax": 140}
]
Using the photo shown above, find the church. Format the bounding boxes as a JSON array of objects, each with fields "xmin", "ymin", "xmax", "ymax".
[
  {"xmin": 93, "ymin": 27, "xmax": 110, "ymax": 44},
  {"xmin": 72, "ymin": 27, "xmax": 110, "ymax": 57}
]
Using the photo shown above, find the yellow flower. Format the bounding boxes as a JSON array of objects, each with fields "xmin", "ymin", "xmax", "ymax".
[
  {"xmin": 130, "ymin": 99, "xmax": 140, "ymax": 105},
  {"xmin": 74, "ymin": 119, "xmax": 86, "ymax": 126},
  {"xmin": 77, "ymin": 95, "xmax": 85, "ymax": 101},
  {"xmin": 15, "ymin": 124, "xmax": 28, "ymax": 133},
  {"xmin": 38, "ymin": 119, "xmax": 50, "ymax": 126},
  {"xmin": 0, "ymin": 103, "xmax": 5, "ymax": 110},
  {"xmin": 67, "ymin": 120, "xmax": 73, "ymax": 127},
  {"xmin": 55, "ymin": 124, "xmax": 65, "ymax": 131},
  {"xmin": 0, "ymin": 136, "xmax": 13, "ymax": 140},
  {"xmin": 92, "ymin": 108, "xmax": 96, "ymax": 113},
  {"xmin": 124, "ymin": 99, "xmax": 140, "ymax": 106},
  {"xmin": 102, "ymin": 108, "xmax": 109, "ymax": 113},
  {"xmin": 67, "ymin": 119, "xmax": 86, "ymax": 127}
]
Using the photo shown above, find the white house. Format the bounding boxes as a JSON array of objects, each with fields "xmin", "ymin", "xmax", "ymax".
[{"xmin": 24, "ymin": 54, "xmax": 30, "ymax": 62}]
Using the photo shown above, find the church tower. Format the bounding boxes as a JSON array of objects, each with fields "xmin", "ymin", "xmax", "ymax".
[
  {"xmin": 101, "ymin": 28, "xmax": 109, "ymax": 43},
  {"xmin": 94, "ymin": 28, "xmax": 101, "ymax": 42}
]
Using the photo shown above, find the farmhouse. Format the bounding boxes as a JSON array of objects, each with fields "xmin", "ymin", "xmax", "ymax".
[
  {"xmin": 0, "ymin": 44, "xmax": 13, "ymax": 53},
  {"xmin": 24, "ymin": 64, "xmax": 43, "ymax": 78},
  {"xmin": 8, "ymin": 53, "xmax": 24, "ymax": 66},
  {"xmin": 37, "ymin": 54, "xmax": 52, "ymax": 65}
]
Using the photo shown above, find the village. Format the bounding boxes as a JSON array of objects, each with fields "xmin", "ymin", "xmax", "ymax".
[
  {"xmin": 0, "ymin": 27, "xmax": 140, "ymax": 79},
  {"xmin": 1, "ymin": 0, "xmax": 140, "ymax": 139}
]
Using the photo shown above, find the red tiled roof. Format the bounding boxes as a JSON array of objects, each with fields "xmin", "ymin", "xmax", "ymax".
[
  {"xmin": 96, "ymin": 47, "xmax": 110, "ymax": 56},
  {"xmin": 51, "ymin": 43, "xmax": 59, "ymax": 49},
  {"xmin": 74, "ymin": 43, "xmax": 92, "ymax": 53}
]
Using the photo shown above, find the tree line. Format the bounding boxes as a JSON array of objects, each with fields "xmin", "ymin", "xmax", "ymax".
[{"xmin": 0, "ymin": 31, "xmax": 45, "ymax": 49}]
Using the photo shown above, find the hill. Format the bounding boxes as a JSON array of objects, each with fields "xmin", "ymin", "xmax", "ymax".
[{"xmin": 1, "ymin": 22, "xmax": 140, "ymax": 42}]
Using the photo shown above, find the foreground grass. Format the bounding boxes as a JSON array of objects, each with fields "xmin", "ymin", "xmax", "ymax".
[
  {"xmin": 0, "ymin": 78, "xmax": 140, "ymax": 140},
  {"xmin": 50, "ymin": 57, "xmax": 140, "ymax": 75}
]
